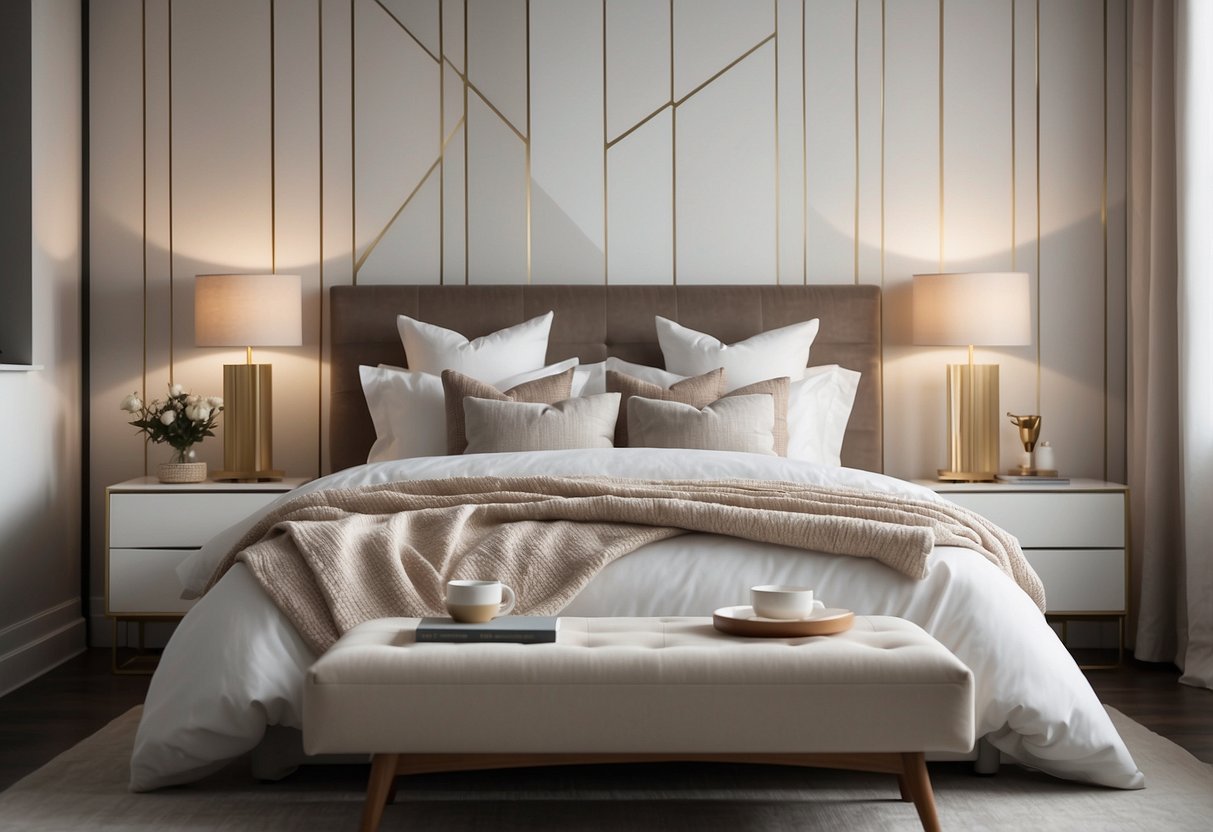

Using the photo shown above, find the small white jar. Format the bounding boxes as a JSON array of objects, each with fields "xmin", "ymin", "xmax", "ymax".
[{"xmin": 1035, "ymin": 441, "xmax": 1056, "ymax": 471}]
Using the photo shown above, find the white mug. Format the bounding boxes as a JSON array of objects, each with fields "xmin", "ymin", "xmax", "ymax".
[
  {"xmin": 750, "ymin": 585, "xmax": 825, "ymax": 620},
  {"xmin": 445, "ymin": 580, "xmax": 516, "ymax": 623}
]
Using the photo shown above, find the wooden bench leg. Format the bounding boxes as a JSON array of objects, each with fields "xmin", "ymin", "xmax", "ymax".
[
  {"xmin": 361, "ymin": 753, "xmax": 399, "ymax": 832},
  {"xmin": 897, "ymin": 772, "xmax": 911, "ymax": 802},
  {"xmin": 900, "ymin": 752, "xmax": 940, "ymax": 832}
]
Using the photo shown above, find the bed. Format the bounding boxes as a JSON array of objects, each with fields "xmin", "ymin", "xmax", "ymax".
[{"xmin": 129, "ymin": 284, "xmax": 1143, "ymax": 792}]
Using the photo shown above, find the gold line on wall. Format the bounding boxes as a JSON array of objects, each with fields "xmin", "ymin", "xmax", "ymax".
[
  {"xmin": 318, "ymin": 0, "xmax": 324, "ymax": 475},
  {"xmin": 271, "ymin": 0, "xmax": 277, "ymax": 275},
  {"xmin": 350, "ymin": 0, "xmax": 356, "ymax": 285},
  {"xmin": 354, "ymin": 157, "xmax": 442, "ymax": 273},
  {"xmin": 464, "ymin": 77, "xmax": 527, "ymax": 141},
  {"xmin": 880, "ymin": 0, "xmax": 885, "ymax": 288},
  {"xmin": 852, "ymin": 0, "xmax": 859, "ymax": 285},
  {"xmin": 670, "ymin": 0, "xmax": 676, "ymax": 285},
  {"xmin": 602, "ymin": 0, "xmax": 608, "ymax": 284},
  {"xmin": 167, "ymin": 0, "xmax": 175, "ymax": 386},
  {"xmin": 801, "ymin": 0, "xmax": 807, "ymax": 284},
  {"xmin": 443, "ymin": 0, "xmax": 448, "ymax": 283},
  {"xmin": 673, "ymin": 35, "xmax": 774, "ymax": 108},
  {"xmin": 938, "ymin": 0, "xmax": 944, "ymax": 271},
  {"xmin": 525, "ymin": 0, "xmax": 532, "ymax": 284},
  {"xmin": 1034, "ymin": 0, "xmax": 1040, "ymax": 412},
  {"xmin": 1102, "ymin": 0, "xmax": 1108, "ymax": 482},
  {"xmin": 1010, "ymin": 0, "xmax": 1016, "ymax": 270},
  {"xmin": 774, "ymin": 0, "xmax": 780, "ymax": 285},
  {"xmin": 141, "ymin": 0, "xmax": 147, "ymax": 475},
  {"xmin": 373, "ymin": 0, "xmax": 440, "ymax": 62},
  {"xmin": 463, "ymin": 0, "xmax": 469, "ymax": 284}
]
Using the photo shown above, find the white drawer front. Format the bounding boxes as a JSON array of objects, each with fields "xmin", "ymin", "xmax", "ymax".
[
  {"xmin": 943, "ymin": 492, "xmax": 1125, "ymax": 548},
  {"xmin": 110, "ymin": 492, "xmax": 281, "ymax": 547},
  {"xmin": 1024, "ymin": 548, "xmax": 1125, "ymax": 613},
  {"xmin": 108, "ymin": 548, "xmax": 198, "ymax": 614}
]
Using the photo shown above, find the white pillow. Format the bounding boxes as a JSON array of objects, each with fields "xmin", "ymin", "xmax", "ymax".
[
  {"xmin": 655, "ymin": 316, "xmax": 820, "ymax": 390},
  {"xmin": 573, "ymin": 361, "xmax": 607, "ymax": 396},
  {"xmin": 627, "ymin": 394, "xmax": 777, "ymax": 456},
  {"xmin": 463, "ymin": 394, "xmax": 621, "ymax": 453},
  {"xmin": 360, "ymin": 358, "xmax": 578, "ymax": 462},
  {"xmin": 397, "ymin": 311, "xmax": 554, "ymax": 384},
  {"xmin": 787, "ymin": 364, "xmax": 862, "ymax": 466}
]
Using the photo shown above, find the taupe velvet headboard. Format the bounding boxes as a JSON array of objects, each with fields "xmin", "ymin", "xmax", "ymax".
[{"xmin": 329, "ymin": 285, "xmax": 883, "ymax": 474}]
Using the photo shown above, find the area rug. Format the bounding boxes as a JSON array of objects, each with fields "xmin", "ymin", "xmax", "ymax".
[{"xmin": 0, "ymin": 707, "xmax": 1209, "ymax": 831}]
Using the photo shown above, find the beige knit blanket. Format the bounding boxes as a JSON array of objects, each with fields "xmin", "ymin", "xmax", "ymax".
[{"xmin": 205, "ymin": 476, "xmax": 1045, "ymax": 653}]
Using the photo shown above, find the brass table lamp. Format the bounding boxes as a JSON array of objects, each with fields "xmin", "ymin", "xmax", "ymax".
[
  {"xmin": 913, "ymin": 272, "xmax": 1031, "ymax": 482},
  {"xmin": 195, "ymin": 274, "xmax": 302, "ymax": 481}
]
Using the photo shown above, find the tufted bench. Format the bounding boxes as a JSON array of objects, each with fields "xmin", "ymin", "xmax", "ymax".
[{"xmin": 304, "ymin": 616, "xmax": 974, "ymax": 831}]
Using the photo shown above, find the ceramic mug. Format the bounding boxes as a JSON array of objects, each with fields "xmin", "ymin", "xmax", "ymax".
[
  {"xmin": 445, "ymin": 580, "xmax": 517, "ymax": 623},
  {"xmin": 750, "ymin": 585, "xmax": 825, "ymax": 620}
]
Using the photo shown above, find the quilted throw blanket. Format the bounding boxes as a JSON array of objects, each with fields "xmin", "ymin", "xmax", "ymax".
[{"xmin": 206, "ymin": 476, "xmax": 1045, "ymax": 653}]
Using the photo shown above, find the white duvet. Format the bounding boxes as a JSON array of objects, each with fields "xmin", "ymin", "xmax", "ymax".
[{"xmin": 130, "ymin": 449, "xmax": 1144, "ymax": 791}]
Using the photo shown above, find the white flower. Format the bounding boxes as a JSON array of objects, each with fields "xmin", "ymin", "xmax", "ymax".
[
  {"xmin": 160, "ymin": 410, "xmax": 176, "ymax": 425},
  {"xmin": 206, "ymin": 396, "xmax": 224, "ymax": 409},
  {"xmin": 185, "ymin": 404, "xmax": 212, "ymax": 422},
  {"xmin": 169, "ymin": 383, "xmax": 185, "ymax": 397},
  {"xmin": 119, "ymin": 393, "xmax": 142, "ymax": 413},
  {"xmin": 186, "ymin": 394, "xmax": 201, "ymax": 405}
]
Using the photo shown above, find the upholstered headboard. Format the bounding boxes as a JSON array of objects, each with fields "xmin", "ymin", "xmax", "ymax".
[{"xmin": 329, "ymin": 284, "xmax": 883, "ymax": 473}]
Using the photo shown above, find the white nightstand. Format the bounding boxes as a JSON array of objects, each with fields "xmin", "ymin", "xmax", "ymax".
[
  {"xmin": 916, "ymin": 479, "xmax": 1129, "ymax": 666},
  {"xmin": 105, "ymin": 476, "xmax": 307, "ymax": 672}
]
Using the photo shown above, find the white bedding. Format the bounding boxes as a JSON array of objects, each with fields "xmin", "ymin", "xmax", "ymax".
[{"xmin": 131, "ymin": 449, "xmax": 1144, "ymax": 791}]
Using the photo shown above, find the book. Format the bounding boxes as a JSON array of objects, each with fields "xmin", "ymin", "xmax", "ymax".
[
  {"xmin": 415, "ymin": 616, "xmax": 560, "ymax": 644},
  {"xmin": 995, "ymin": 474, "xmax": 1070, "ymax": 485}
]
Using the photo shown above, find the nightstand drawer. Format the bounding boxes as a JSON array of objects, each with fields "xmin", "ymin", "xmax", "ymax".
[
  {"xmin": 109, "ymin": 492, "xmax": 281, "ymax": 547},
  {"xmin": 943, "ymin": 492, "xmax": 1125, "ymax": 548},
  {"xmin": 1023, "ymin": 548, "xmax": 1125, "ymax": 613},
  {"xmin": 108, "ymin": 548, "xmax": 197, "ymax": 614}
]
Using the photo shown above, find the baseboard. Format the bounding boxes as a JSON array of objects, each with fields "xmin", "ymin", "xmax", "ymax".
[{"xmin": 0, "ymin": 599, "xmax": 87, "ymax": 698}]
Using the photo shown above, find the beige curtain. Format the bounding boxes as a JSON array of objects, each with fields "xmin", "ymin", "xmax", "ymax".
[{"xmin": 1128, "ymin": 0, "xmax": 1213, "ymax": 689}]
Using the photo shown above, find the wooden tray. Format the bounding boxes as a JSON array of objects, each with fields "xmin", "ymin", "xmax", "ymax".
[{"xmin": 712, "ymin": 605, "xmax": 855, "ymax": 638}]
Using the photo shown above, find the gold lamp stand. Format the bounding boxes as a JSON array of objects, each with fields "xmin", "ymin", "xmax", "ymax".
[
  {"xmin": 938, "ymin": 347, "xmax": 999, "ymax": 482},
  {"xmin": 212, "ymin": 349, "xmax": 284, "ymax": 482}
]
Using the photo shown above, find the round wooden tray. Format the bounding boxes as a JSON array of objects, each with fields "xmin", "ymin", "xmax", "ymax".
[{"xmin": 712, "ymin": 606, "xmax": 855, "ymax": 638}]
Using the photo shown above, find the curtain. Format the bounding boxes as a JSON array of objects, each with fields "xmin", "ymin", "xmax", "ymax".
[{"xmin": 1129, "ymin": 0, "xmax": 1213, "ymax": 689}]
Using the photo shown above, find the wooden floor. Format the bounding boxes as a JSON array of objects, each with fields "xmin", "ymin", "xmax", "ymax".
[{"xmin": 1, "ymin": 649, "xmax": 1210, "ymax": 793}]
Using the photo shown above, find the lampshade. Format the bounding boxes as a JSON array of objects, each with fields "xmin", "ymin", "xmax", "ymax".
[
  {"xmin": 912, "ymin": 272, "xmax": 1031, "ymax": 347},
  {"xmin": 194, "ymin": 274, "xmax": 303, "ymax": 347}
]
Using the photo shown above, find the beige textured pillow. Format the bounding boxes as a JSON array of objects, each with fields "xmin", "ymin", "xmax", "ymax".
[
  {"xmin": 442, "ymin": 368, "xmax": 574, "ymax": 454},
  {"xmin": 463, "ymin": 393, "xmax": 621, "ymax": 453},
  {"xmin": 605, "ymin": 367, "xmax": 726, "ymax": 447},
  {"xmin": 725, "ymin": 376, "xmax": 790, "ymax": 455},
  {"xmin": 626, "ymin": 394, "xmax": 777, "ymax": 455}
]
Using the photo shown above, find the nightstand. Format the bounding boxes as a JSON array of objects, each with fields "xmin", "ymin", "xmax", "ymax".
[
  {"xmin": 916, "ymin": 479, "xmax": 1129, "ymax": 667},
  {"xmin": 105, "ymin": 476, "xmax": 307, "ymax": 673}
]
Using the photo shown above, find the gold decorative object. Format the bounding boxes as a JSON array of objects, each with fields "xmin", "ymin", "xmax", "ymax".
[
  {"xmin": 913, "ymin": 273, "xmax": 1032, "ymax": 482},
  {"xmin": 195, "ymin": 274, "xmax": 302, "ymax": 482},
  {"xmin": 1007, "ymin": 413, "xmax": 1057, "ymax": 476}
]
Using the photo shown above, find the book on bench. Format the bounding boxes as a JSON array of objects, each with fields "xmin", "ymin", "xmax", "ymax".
[{"xmin": 415, "ymin": 616, "xmax": 560, "ymax": 644}]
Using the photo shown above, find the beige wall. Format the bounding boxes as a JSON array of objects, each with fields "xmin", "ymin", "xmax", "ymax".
[
  {"xmin": 0, "ymin": 0, "xmax": 85, "ymax": 693},
  {"xmin": 88, "ymin": 0, "xmax": 1127, "ymax": 639}
]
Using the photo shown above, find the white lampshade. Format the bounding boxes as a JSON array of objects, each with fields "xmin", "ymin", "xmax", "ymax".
[
  {"xmin": 194, "ymin": 274, "xmax": 303, "ymax": 347},
  {"xmin": 912, "ymin": 272, "xmax": 1031, "ymax": 347}
]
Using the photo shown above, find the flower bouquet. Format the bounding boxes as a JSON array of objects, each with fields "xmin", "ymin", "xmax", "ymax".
[{"xmin": 120, "ymin": 384, "xmax": 224, "ymax": 483}]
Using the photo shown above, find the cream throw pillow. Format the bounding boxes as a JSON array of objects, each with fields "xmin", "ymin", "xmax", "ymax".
[
  {"xmin": 442, "ymin": 368, "xmax": 575, "ymax": 454},
  {"xmin": 605, "ymin": 368, "xmax": 727, "ymax": 447},
  {"xmin": 626, "ymin": 394, "xmax": 777, "ymax": 455},
  {"xmin": 462, "ymin": 394, "xmax": 621, "ymax": 453},
  {"xmin": 655, "ymin": 316, "xmax": 820, "ymax": 389}
]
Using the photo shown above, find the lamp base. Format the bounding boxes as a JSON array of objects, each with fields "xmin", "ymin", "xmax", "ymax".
[
  {"xmin": 937, "ymin": 469, "xmax": 997, "ymax": 483},
  {"xmin": 211, "ymin": 469, "xmax": 286, "ymax": 483}
]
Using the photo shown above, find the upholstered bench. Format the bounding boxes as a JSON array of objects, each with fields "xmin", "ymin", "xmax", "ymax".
[{"xmin": 304, "ymin": 616, "xmax": 974, "ymax": 832}]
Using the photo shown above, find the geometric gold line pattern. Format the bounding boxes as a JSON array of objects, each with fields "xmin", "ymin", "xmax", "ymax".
[{"xmin": 354, "ymin": 0, "xmax": 527, "ymax": 278}]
